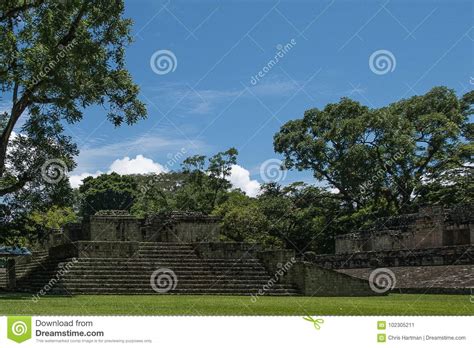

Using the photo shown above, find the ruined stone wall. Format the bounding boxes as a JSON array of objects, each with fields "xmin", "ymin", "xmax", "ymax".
[
  {"xmin": 50, "ymin": 241, "xmax": 140, "ymax": 259},
  {"xmin": 335, "ymin": 205, "xmax": 473, "ymax": 254},
  {"xmin": 141, "ymin": 213, "xmax": 220, "ymax": 243},
  {"xmin": 308, "ymin": 245, "xmax": 473, "ymax": 269},
  {"xmin": 53, "ymin": 212, "xmax": 221, "ymax": 244},
  {"xmin": 89, "ymin": 215, "xmax": 143, "ymax": 242},
  {"xmin": 289, "ymin": 262, "xmax": 378, "ymax": 296},
  {"xmin": 256, "ymin": 249, "xmax": 376, "ymax": 296}
]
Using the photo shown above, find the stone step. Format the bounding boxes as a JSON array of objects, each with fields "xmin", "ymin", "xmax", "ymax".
[
  {"xmin": 18, "ymin": 287, "xmax": 300, "ymax": 295},
  {"xmin": 20, "ymin": 279, "xmax": 281, "ymax": 288},
  {"xmin": 139, "ymin": 242, "xmax": 194, "ymax": 246},
  {"xmin": 24, "ymin": 272, "xmax": 270, "ymax": 281},
  {"xmin": 56, "ymin": 284, "xmax": 295, "ymax": 291},
  {"xmin": 136, "ymin": 250, "xmax": 199, "ymax": 253},
  {"xmin": 65, "ymin": 263, "xmax": 266, "ymax": 274},
  {"xmin": 138, "ymin": 248, "xmax": 196, "ymax": 251},
  {"xmin": 73, "ymin": 258, "xmax": 261, "ymax": 266},
  {"xmin": 15, "ymin": 246, "xmax": 301, "ymax": 295},
  {"xmin": 19, "ymin": 272, "xmax": 274, "ymax": 281},
  {"xmin": 66, "ymin": 262, "xmax": 266, "ymax": 268}
]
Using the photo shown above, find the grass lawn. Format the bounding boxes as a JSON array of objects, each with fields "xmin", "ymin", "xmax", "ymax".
[{"xmin": 0, "ymin": 293, "xmax": 473, "ymax": 315}]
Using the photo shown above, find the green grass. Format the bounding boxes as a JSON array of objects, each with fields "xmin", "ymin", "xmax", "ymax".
[{"xmin": 0, "ymin": 293, "xmax": 472, "ymax": 315}]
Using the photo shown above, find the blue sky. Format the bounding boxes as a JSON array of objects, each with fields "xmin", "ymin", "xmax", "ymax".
[{"xmin": 65, "ymin": 0, "xmax": 473, "ymax": 195}]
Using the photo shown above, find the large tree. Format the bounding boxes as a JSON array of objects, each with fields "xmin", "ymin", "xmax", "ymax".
[
  {"xmin": 79, "ymin": 172, "xmax": 138, "ymax": 217},
  {"xmin": 0, "ymin": 0, "xmax": 146, "ymax": 196},
  {"xmin": 177, "ymin": 148, "xmax": 238, "ymax": 213},
  {"xmin": 274, "ymin": 87, "xmax": 472, "ymax": 214}
]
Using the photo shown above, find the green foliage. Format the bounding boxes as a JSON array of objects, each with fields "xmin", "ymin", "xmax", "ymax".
[
  {"xmin": 29, "ymin": 205, "xmax": 77, "ymax": 230},
  {"xmin": 131, "ymin": 172, "xmax": 184, "ymax": 217},
  {"xmin": 78, "ymin": 148, "xmax": 239, "ymax": 218},
  {"xmin": 79, "ymin": 172, "xmax": 137, "ymax": 216},
  {"xmin": 0, "ymin": 0, "xmax": 146, "ymax": 243},
  {"xmin": 415, "ymin": 167, "xmax": 473, "ymax": 206},
  {"xmin": 213, "ymin": 183, "xmax": 344, "ymax": 254},
  {"xmin": 274, "ymin": 86, "xmax": 472, "ymax": 215},
  {"xmin": 213, "ymin": 191, "xmax": 282, "ymax": 248},
  {"xmin": 0, "ymin": 0, "xmax": 146, "ymax": 196},
  {"xmin": 177, "ymin": 148, "xmax": 238, "ymax": 214}
]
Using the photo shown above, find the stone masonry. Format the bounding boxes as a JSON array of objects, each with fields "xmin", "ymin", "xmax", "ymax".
[{"xmin": 335, "ymin": 205, "xmax": 473, "ymax": 254}]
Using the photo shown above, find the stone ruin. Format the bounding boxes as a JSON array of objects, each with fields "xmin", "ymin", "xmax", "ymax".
[
  {"xmin": 1, "ymin": 205, "xmax": 472, "ymax": 296},
  {"xmin": 335, "ymin": 205, "xmax": 473, "ymax": 254},
  {"xmin": 306, "ymin": 205, "xmax": 473, "ymax": 293},
  {"xmin": 55, "ymin": 210, "xmax": 222, "ymax": 244},
  {"xmin": 1, "ymin": 210, "xmax": 375, "ymax": 297}
]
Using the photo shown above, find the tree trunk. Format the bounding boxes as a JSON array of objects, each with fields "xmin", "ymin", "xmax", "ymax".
[{"xmin": 0, "ymin": 98, "xmax": 29, "ymax": 177}]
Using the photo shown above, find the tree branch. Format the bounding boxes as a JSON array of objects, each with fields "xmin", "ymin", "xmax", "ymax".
[
  {"xmin": 0, "ymin": 0, "xmax": 45, "ymax": 21},
  {"xmin": 0, "ymin": 174, "xmax": 31, "ymax": 196}
]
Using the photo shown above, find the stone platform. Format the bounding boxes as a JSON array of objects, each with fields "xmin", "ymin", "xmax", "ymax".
[
  {"xmin": 338, "ymin": 265, "xmax": 474, "ymax": 294},
  {"xmin": 8, "ymin": 242, "xmax": 376, "ymax": 297}
]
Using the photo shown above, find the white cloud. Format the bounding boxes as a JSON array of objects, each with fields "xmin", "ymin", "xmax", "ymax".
[
  {"xmin": 69, "ymin": 171, "xmax": 103, "ymax": 189},
  {"xmin": 109, "ymin": 155, "xmax": 166, "ymax": 175},
  {"xmin": 73, "ymin": 132, "xmax": 207, "ymax": 175},
  {"xmin": 70, "ymin": 158, "xmax": 262, "ymax": 198},
  {"xmin": 229, "ymin": 164, "xmax": 261, "ymax": 198},
  {"xmin": 69, "ymin": 155, "xmax": 166, "ymax": 188}
]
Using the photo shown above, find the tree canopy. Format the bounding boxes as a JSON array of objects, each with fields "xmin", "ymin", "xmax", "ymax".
[
  {"xmin": 0, "ymin": 0, "xmax": 146, "ymax": 196},
  {"xmin": 274, "ymin": 86, "xmax": 473, "ymax": 215}
]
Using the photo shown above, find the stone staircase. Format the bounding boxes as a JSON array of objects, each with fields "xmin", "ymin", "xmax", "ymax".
[
  {"xmin": 0, "ymin": 250, "xmax": 49, "ymax": 289},
  {"xmin": 16, "ymin": 243, "xmax": 300, "ymax": 295},
  {"xmin": 16, "ymin": 251, "xmax": 50, "ymax": 278}
]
